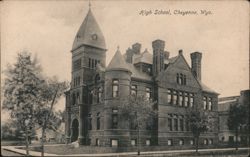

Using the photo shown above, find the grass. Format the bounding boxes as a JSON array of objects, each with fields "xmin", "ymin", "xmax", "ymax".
[{"xmin": 21, "ymin": 144, "xmax": 250, "ymax": 156}]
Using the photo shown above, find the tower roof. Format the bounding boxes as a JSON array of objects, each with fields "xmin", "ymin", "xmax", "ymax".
[
  {"xmin": 107, "ymin": 47, "xmax": 131, "ymax": 72},
  {"xmin": 72, "ymin": 9, "xmax": 106, "ymax": 51}
]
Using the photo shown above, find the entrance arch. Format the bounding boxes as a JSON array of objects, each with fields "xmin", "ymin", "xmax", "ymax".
[{"xmin": 71, "ymin": 119, "xmax": 79, "ymax": 142}]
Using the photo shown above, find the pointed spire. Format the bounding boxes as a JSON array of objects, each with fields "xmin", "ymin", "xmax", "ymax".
[
  {"xmin": 72, "ymin": 2, "xmax": 106, "ymax": 51},
  {"xmin": 89, "ymin": 0, "xmax": 91, "ymax": 10},
  {"xmin": 107, "ymin": 47, "xmax": 131, "ymax": 72}
]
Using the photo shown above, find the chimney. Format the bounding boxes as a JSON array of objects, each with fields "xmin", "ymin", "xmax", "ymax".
[
  {"xmin": 190, "ymin": 52, "xmax": 202, "ymax": 81},
  {"xmin": 125, "ymin": 48, "xmax": 133, "ymax": 63},
  {"xmin": 179, "ymin": 49, "xmax": 183, "ymax": 55},
  {"xmin": 152, "ymin": 39, "xmax": 165, "ymax": 77},
  {"xmin": 163, "ymin": 51, "xmax": 170, "ymax": 59},
  {"xmin": 132, "ymin": 43, "xmax": 141, "ymax": 54}
]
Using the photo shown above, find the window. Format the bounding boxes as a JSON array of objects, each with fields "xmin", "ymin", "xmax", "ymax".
[
  {"xmin": 229, "ymin": 136, "xmax": 234, "ymax": 143},
  {"xmin": 112, "ymin": 109, "xmax": 118, "ymax": 129},
  {"xmin": 183, "ymin": 75, "xmax": 186, "ymax": 85},
  {"xmin": 179, "ymin": 139, "xmax": 184, "ymax": 145},
  {"xmin": 204, "ymin": 139, "xmax": 208, "ymax": 145},
  {"xmin": 146, "ymin": 87, "xmax": 152, "ymax": 100},
  {"xmin": 146, "ymin": 139, "xmax": 151, "ymax": 146},
  {"xmin": 180, "ymin": 74, "xmax": 183, "ymax": 84},
  {"xmin": 112, "ymin": 79, "xmax": 119, "ymax": 98},
  {"xmin": 177, "ymin": 73, "xmax": 180, "ymax": 84},
  {"xmin": 186, "ymin": 120, "xmax": 190, "ymax": 131},
  {"xmin": 72, "ymin": 93, "xmax": 76, "ymax": 105},
  {"xmin": 111, "ymin": 139, "xmax": 118, "ymax": 147},
  {"xmin": 88, "ymin": 58, "xmax": 91, "ymax": 68},
  {"xmin": 173, "ymin": 91, "xmax": 177, "ymax": 105},
  {"xmin": 96, "ymin": 112, "xmax": 100, "ymax": 130},
  {"xmin": 174, "ymin": 115, "xmax": 178, "ymax": 131},
  {"xmin": 89, "ymin": 91, "xmax": 93, "ymax": 104},
  {"xmin": 167, "ymin": 139, "xmax": 173, "ymax": 146},
  {"xmin": 190, "ymin": 139, "xmax": 194, "ymax": 145},
  {"xmin": 168, "ymin": 114, "xmax": 173, "ymax": 131},
  {"xmin": 209, "ymin": 139, "xmax": 213, "ymax": 145},
  {"xmin": 76, "ymin": 92, "xmax": 80, "ymax": 104},
  {"xmin": 131, "ymin": 85, "xmax": 137, "ymax": 96},
  {"xmin": 184, "ymin": 93, "xmax": 188, "ymax": 107},
  {"xmin": 131, "ymin": 139, "xmax": 136, "ymax": 146},
  {"xmin": 180, "ymin": 116, "xmax": 184, "ymax": 131},
  {"xmin": 177, "ymin": 73, "xmax": 187, "ymax": 85},
  {"xmin": 203, "ymin": 97, "xmax": 207, "ymax": 110},
  {"xmin": 178, "ymin": 92, "xmax": 183, "ymax": 106},
  {"xmin": 96, "ymin": 139, "xmax": 100, "ymax": 146},
  {"xmin": 167, "ymin": 89, "xmax": 172, "ymax": 104},
  {"xmin": 97, "ymin": 87, "xmax": 102, "ymax": 103},
  {"xmin": 208, "ymin": 98, "xmax": 212, "ymax": 110},
  {"xmin": 88, "ymin": 114, "xmax": 92, "ymax": 130},
  {"xmin": 168, "ymin": 118, "xmax": 172, "ymax": 131},
  {"xmin": 190, "ymin": 94, "xmax": 194, "ymax": 107},
  {"xmin": 92, "ymin": 59, "xmax": 95, "ymax": 68}
]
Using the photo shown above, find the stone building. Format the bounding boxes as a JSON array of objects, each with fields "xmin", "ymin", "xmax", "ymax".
[
  {"xmin": 65, "ymin": 6, "xmax": 219, "ymax": 148},
  {"xmin": 218, "ymin": 90, "xmax": 250, "ymax": 145}
]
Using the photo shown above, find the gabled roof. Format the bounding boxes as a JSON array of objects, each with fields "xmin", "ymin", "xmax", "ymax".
[
  {"xmin": 107, "ymin": 48, "xmax": 131, "ymax": 72},
  {"xmin": 72, "ymin": 9, "xmax": 106, "ymax": 51}
]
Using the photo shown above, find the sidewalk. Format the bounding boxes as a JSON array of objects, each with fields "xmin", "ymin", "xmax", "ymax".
[{"xmin": 2, "ymin": 145, "xmax": 250, "ymax": 157}]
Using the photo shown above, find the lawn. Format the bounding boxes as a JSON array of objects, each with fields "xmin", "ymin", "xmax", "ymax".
[{"xmin": 22, "ymin": 144, "xmax": 250, "ymax": 157}]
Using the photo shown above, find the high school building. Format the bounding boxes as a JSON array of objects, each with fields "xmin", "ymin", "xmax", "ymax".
[{"xmin": 65, "ymin": 6, "xmax": 219, "ymax": 148}]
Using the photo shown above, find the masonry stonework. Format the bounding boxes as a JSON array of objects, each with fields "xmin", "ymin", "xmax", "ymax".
[{"xmin": 65, "ymin": 7, "xmax": 219, "ymax": 149}]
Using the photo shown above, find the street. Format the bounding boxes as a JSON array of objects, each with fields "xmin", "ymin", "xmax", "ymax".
[{"xmin": 1, "ymin": 149, "xmax": 24, "ymax": 156}]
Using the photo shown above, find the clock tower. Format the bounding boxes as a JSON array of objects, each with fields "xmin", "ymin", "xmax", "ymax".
[{"xmin": 65, "ymin": 5, "xmax": 107, "ymax": 144}]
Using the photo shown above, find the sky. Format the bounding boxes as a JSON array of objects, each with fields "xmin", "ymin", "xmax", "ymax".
[{"xmin": 1, "ymin": 1, "xmax": 249, "ymax": 120}]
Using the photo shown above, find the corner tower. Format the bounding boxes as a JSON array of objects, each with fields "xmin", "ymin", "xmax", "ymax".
[
  {"xmin": 65, "ymin": 4, "xmax": 107, "ymax": 145},
  {"xmin": 72, "ymin": 6, "xmax": 107, "ymax": 84}
]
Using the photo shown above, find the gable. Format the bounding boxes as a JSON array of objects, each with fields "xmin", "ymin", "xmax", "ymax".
[{"xmin": 157, "ymin": 55, "xmax": 201, "ymax": 90}]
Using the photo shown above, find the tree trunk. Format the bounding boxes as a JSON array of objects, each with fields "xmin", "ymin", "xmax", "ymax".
[
  {"xmin": 137, "ymin": 115, "xmax": 140, "ymax": 156},
  {"xmin": 25, "ymin": 128, "xmax": 29, "ymax": 156},
  {"xmin": 195, "ymin": 136, "xmax": 199, "ymax": 153},
  {"xmin": 235, "ymin": 128, "xmax": 238, "ymax": 151},
  {"xmin": 41, "ymin": 127, "xmax": 45, "ymax": 157}
]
